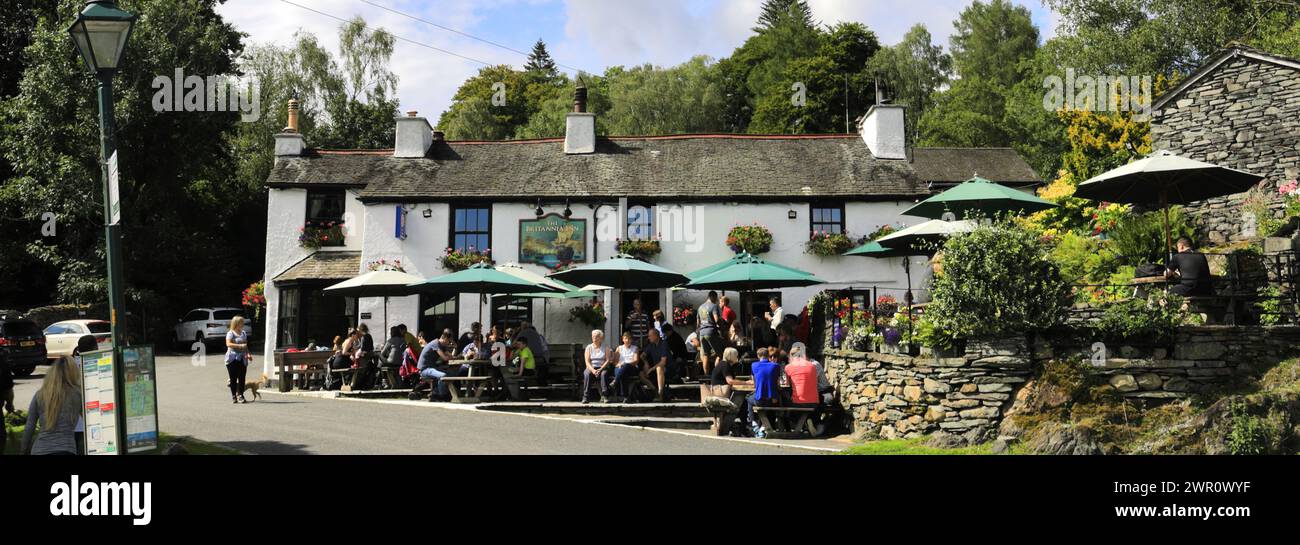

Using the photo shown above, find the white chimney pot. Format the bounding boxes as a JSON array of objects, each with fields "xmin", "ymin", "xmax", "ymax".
[{"xmin": 860, "ymin": 104, "xmax": 907, "ymax": 160}]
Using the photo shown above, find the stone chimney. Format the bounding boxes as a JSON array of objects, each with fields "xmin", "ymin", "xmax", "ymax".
[
  {"xmin": 565, "ymin": 81, "xmax": 595, "ymax": 155},
  {"xmin": 394, "ymin": 110, "xmax": 434, "ymax": 158},
  {"xmin": 274, "ymin": 98, "xmax": 305, "ymax": 157},
  {"xmin": 859, "ymin": 104, "xmax": 906, "ymax": 160}
]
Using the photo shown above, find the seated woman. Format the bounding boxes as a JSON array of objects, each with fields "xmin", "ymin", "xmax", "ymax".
[
  {"xmin": 728, "ymin": 321, "xmax": 752, "ymax": 358},
  {"xmin": 610, "ymin": 331, "xmax": 642, "ymax": 402},
  {"xmin": 582, "ymin": 330, "xmax": 612, "ymax": 404},
  {"xmin": 461, "ymin": 333, "xmax": 491, "ymax": 361}
]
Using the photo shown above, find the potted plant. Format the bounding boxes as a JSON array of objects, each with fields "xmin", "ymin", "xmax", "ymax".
[
  {"xmin": 299, "ymin": 220, "xmax": 344, "ymax": 250},
  {"xmin": 568, "ymin": 300, "xmax": 606, "ymax": 329},
  {"xmin": 241, "ymin": 280, "xmax": 265, "ymax": 321},
  {"xmin": 805, "ymin": 231, "xmax": 857, "ymax": 257},
  {"xmin": 672, "ymin": 304, "xmax": 695, "ymax": 326},
  {"xmin": 616, "ymin": 237, "xmax": 663, "ymax": 261},
  {"xmin": 440, "ymin": 248, "xmax": 492, "ymax": 272},
  {"xmin": 726, "ymin": 224, "xmax": 773, "ymax": 255},
  {"xmin": 367, "ymin": 259, "xmax": 407, "ymax": 273}
]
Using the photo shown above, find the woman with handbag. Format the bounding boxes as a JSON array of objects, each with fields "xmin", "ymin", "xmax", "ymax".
[{"xmin": 225, "ymin": 316, "xmax": 251, "ymax": 404}]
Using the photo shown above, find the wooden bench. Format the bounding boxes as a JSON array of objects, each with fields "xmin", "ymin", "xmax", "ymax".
[
  {"xmin": 274, "ymin": 350, "xmax": 334, "ymax": 392},
  {"xmin": 1185, "ymin": 295, "xmax": 1237, "ymax": 325},
  {"xmin": 441, "ymin": 376, "xmax": 494, "ymax": 404},
  {"xmin": 752, "ymin": 406, "xmax": 818, "ymax": 438}
]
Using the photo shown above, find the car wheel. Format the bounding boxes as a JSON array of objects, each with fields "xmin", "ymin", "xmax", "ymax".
[{"xmin": 12, "ymin": 366, "xmax": 35, "ymax": 378}]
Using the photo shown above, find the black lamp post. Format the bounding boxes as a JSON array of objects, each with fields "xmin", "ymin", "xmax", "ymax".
[{"xmin": 69, "ymin": 0, "xmax": 135, "ymax": 454}]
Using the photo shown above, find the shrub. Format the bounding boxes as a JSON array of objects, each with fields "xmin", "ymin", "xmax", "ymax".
[
  {"xmin": 1049, "ymin": 231, "xmax": 1117, "ymax": 285},
  {"xmin": 568, "ymin": 301, "xmax": 606, "ymax": 329},
  {"xmin": 927, "ymin": 222, "xmax": 1074, "ymax": 339},
  {"xmin": 1106, "ymin": 206, "xmax": 1195, "ymax": 267},
  {"xmin": 1090, "ymin": 292, "xmax": 1190, "ymax": 344},
  {"xmin": 915, "ymin": 315, "xmax": 959, "ymax": 351},
  {"xmin": 1226, "ymin": 400, "xmax": 1275, "ymax": 455}
]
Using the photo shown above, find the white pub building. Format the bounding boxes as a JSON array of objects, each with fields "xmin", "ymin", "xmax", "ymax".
[{"xmin": 259, "ymin": 88, "xmax": 1040, "ymax": 375}]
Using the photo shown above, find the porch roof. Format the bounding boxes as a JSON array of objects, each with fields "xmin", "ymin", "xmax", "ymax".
[{"xmin": 273, "ymin": 251, "xmax": 362, "ymax": 285}]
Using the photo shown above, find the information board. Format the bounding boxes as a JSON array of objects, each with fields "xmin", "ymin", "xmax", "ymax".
[
  {"xmin": 81, "ymin": 349, "xmax": 118, "ymax": 455},
  {"xmin": 122, "ymin": 345, "xmax": 159, "ymax": 453}
]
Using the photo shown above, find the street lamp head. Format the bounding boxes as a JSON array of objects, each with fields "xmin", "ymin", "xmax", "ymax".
[{"xmin": 68, "ymin": 0, "xmax": 136, "ymax": 74}]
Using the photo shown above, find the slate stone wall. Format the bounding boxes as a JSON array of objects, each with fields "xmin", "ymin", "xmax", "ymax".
[{"xmin": 1150, "ymin": 53, "xmax": 1300, "ymax": 245}]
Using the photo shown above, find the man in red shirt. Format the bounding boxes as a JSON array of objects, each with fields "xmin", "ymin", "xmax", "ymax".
[{"xmin": 784, "ymin": 346, "xmax": 826, "ymax": 437}]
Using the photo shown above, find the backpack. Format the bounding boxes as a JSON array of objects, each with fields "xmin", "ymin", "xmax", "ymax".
[{"xmin": 398, "ymin": 346, "xmax": 420, "ymax": 379}]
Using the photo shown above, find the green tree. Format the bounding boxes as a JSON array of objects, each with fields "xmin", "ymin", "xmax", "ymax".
[
  {"xmin": 749, "ymin": 22, "xmax": 881, "ymax": 134},
  {"xmin": 524, "ymin": 38, "xmax": 559, "ymax": 81},
  {"xmin": 604, "ymin": 57, "xmax": 726, "ymax": 135},
  {"xmin": 867, "ymin": 24, "xmax": 950, "ymax": 144},
  {"xmin": 918, "ymin": 0, "xmax": 1039, "ymax": 148},
  {"xmin": 314, "ymin": 17, "xmax": 399, "ymax": 149},
  {"xmin": 0, "ymin": 0, "xmax": 249, "ymax": 318},
  {"xmin": 754, "ymin": 0, "xmax": 816, "ymax": 31}
]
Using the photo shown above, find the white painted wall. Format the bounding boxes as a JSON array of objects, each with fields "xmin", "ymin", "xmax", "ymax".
[
  {"xmin": 343, "ymin": 199, "xmax": 932, "ymax": 348},
  {"xmin": 261, "ymin": 186, "xmax": 367, "ymax": 376}
]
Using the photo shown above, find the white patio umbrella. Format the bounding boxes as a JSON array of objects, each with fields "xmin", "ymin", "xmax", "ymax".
[{"xmin": 324, "ymin": 269, "xmax": 427, "ymax": 336}]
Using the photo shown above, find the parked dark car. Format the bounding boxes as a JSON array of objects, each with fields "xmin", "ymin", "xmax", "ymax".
[{"xmin": 0, "ymin": 318, "xmax": 47, "ymax": 377}]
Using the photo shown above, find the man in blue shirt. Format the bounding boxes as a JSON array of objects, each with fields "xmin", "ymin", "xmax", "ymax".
[
  {"xmin": 417, "ymin": 331, "xmax": 461, "ymax": 401},
  {"xmin": 747, "ymin": 348, "xmax": 782, "ymax": 437}
]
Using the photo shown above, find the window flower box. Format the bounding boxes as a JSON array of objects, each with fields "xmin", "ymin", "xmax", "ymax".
[
  {"xmin": 616, "ymin": 238, "xmax": 662, "ymax": 261},
  {"xmin": 441, "ymin": 248, "xmax": 492, "ymax": 272},
  {"xmin": 805, "ymin": 231, "xmax": 857, "ymax": 257},
  {"xmin": 300, "ymin": 221, "xmax": 344, "ymax": 250}
]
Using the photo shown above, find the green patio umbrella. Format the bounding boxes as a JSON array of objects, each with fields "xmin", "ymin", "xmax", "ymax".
[
  {"xmin": 686, "ymin": 251, "xmax": 815, "ymax": 280},
  {"xmin": 903, "ymin": 176, "xmax": 1056, "ymax": 220},
  {"xmin": 1075, "ymin": 150, "xmax": 1264, "ymax": 259},
  {"xmin": 409, "ymin": 263, "xmax": 563, "ymax": 325},
  {"xmin": 496, "ymin": 263, "xmax": 596, "ymax": 337},
  {"xmin": 549, "ymin": 255, "xmax": 689, "ymax": 345},
  {"xmin": 685, "ymin": 253, "xmax": 824, "ymax": 353},
  {"xmin": 324, "ymin": 269, "xmax": 427, "ymax": 338}
]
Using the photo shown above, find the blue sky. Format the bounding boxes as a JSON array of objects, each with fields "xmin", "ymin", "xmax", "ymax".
[{"xmin": 218, "ymin": 0, "xmax": 1059, "ymax": 123}]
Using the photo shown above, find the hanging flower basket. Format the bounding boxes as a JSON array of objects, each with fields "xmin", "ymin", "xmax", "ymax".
[
  {"xmin": 568, "ymin": 301, "xmax": 606, "ymax": 329},
  {"xmin": 299, "ymin": 221, "xmax": 344, "ymax": 250},
  {"xmin": 726, "ymin": 224, "xmax": 773, "ymax": 254},
  {"xmin": 440, "ymin": 248, "xmax": 493, "ymax": 272},
  {"xmin": 241, "ymin": 280, "xmax": 265, "ymax": 321},
  {"xmin": 805, "ymin": 231, "xmax": 857, "ymax": 257},
  {"xmin": 367, "ymin": 259, "xmax": 407, "ymax": 273},
  {"xmin": 616, "ymin": 238, "xmax": 662, "ymax": 261}
]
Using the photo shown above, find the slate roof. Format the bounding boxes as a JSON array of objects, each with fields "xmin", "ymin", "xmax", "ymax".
[
  {"xmin": 266, "ymin": 134, "xmax": 1042, "ymax": 201},
  {"xmin": 272, "ymin": 251, "xmax": 362, "ymax": 284},
  {"xmin": 1153, "ymin": 44, "xmax": 1300, "ymax": 111},
  {"xmin": 910, "ymin": 148, "xmax": 1043, "ymax": 187}
]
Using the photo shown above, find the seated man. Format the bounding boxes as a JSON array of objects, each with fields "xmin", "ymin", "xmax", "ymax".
[
  {"xmin": 1165, "ymin": 237, "xmax": 1213, "ymax": 296},
  {"xmin": 746, "ymin": 347, "xmax": 782, "ymax": 437},
  {"xmin": 640, "ymin": 328, "xmax": 672, "ymax": 402},
  {"xmin": 784, "ymin": 343, "xmax": 826, "ymax": 436},
  {"xmin": 416, "ymin": 331, "xmax": 461, "ymax": 401}
]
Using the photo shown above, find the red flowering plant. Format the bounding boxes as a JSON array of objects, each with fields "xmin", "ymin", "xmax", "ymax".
[
  {"xmin": 726, "ymin": 223, "xmax": 773, "ymax": 254},
  {"xmin": 299, "ymin": 220, "xmax": 344, "ymax": 250},
  {"xmin": 1091, "ymin": 202, "xmax": 1128, "ymax": 235},
  {"xmin": 672, "ymin": 304, "xmax": 695, "ymax": 326},
  {"xmin": 440, "ymin": 247, "xmax": 493, "ymax": 272},
  {"xmin": 831, "ymin": 297, "xmax": 870, "ymax": 324},
  {"xmin": 241, "ymin": 280, "xmax": 266, "ymax": 321},
  {"xmin": 367, "ymin": 259, "xmax": 406, "ymax": 273}
]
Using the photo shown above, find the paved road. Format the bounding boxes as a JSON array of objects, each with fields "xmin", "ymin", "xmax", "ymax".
[{"xmin": 10, "ymin": 353, "xmax": 813, "ymax": 455}]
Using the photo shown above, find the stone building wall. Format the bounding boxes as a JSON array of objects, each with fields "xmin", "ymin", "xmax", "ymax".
[
  {"xmin": 1150, "ymin": 51, "xmax": 1300, "ymax": 245},
  {"xmin": 824, "ymin": 326, "xmax": 1300, "ymax": 443}
]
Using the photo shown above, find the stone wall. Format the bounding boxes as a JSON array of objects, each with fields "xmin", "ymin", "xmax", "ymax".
[
  {"xmin": 1151, "ymin": 50, "xmax": 1300, "ymax": 245},
  {"xmin": 825, "ymin": 326, "xmax": 1300, "ymax": 443}
]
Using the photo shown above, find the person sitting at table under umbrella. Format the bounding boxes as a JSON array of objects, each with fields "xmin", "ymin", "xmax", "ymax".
[
  {"xmin": 1166, "ymin": 237, "xmax": 1213, "ymax": 296},
  {"xmin": 415, "ymin": 331, "xmax": 464, "ymax": 402}
]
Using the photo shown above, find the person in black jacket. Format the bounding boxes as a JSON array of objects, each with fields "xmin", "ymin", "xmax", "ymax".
[{"xmin": 1166, "ymin": 238, "xmax": 1213, "ymax": 296}]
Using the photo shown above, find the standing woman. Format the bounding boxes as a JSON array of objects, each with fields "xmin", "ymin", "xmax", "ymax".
[
  {"xmin": 225, "ymin": 315, "xmax": 251, "ymax": 404},
  {"xmin": 20, "ymin": 356, "xmax": 82, "ymax": 455}
]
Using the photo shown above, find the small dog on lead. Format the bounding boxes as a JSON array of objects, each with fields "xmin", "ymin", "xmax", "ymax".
[{"xmin": 241, "ymin": 373, "xmax": 268, "ymax": 402}]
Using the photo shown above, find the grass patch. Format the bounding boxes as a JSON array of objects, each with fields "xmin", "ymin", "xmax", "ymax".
[
  {"xmin": 838, "ymin": 438, "xmax": 1002, "ymax": 455},
  {"xmin": 2, "ymin": 424, "xmax": 240, "ymax": 456}
]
